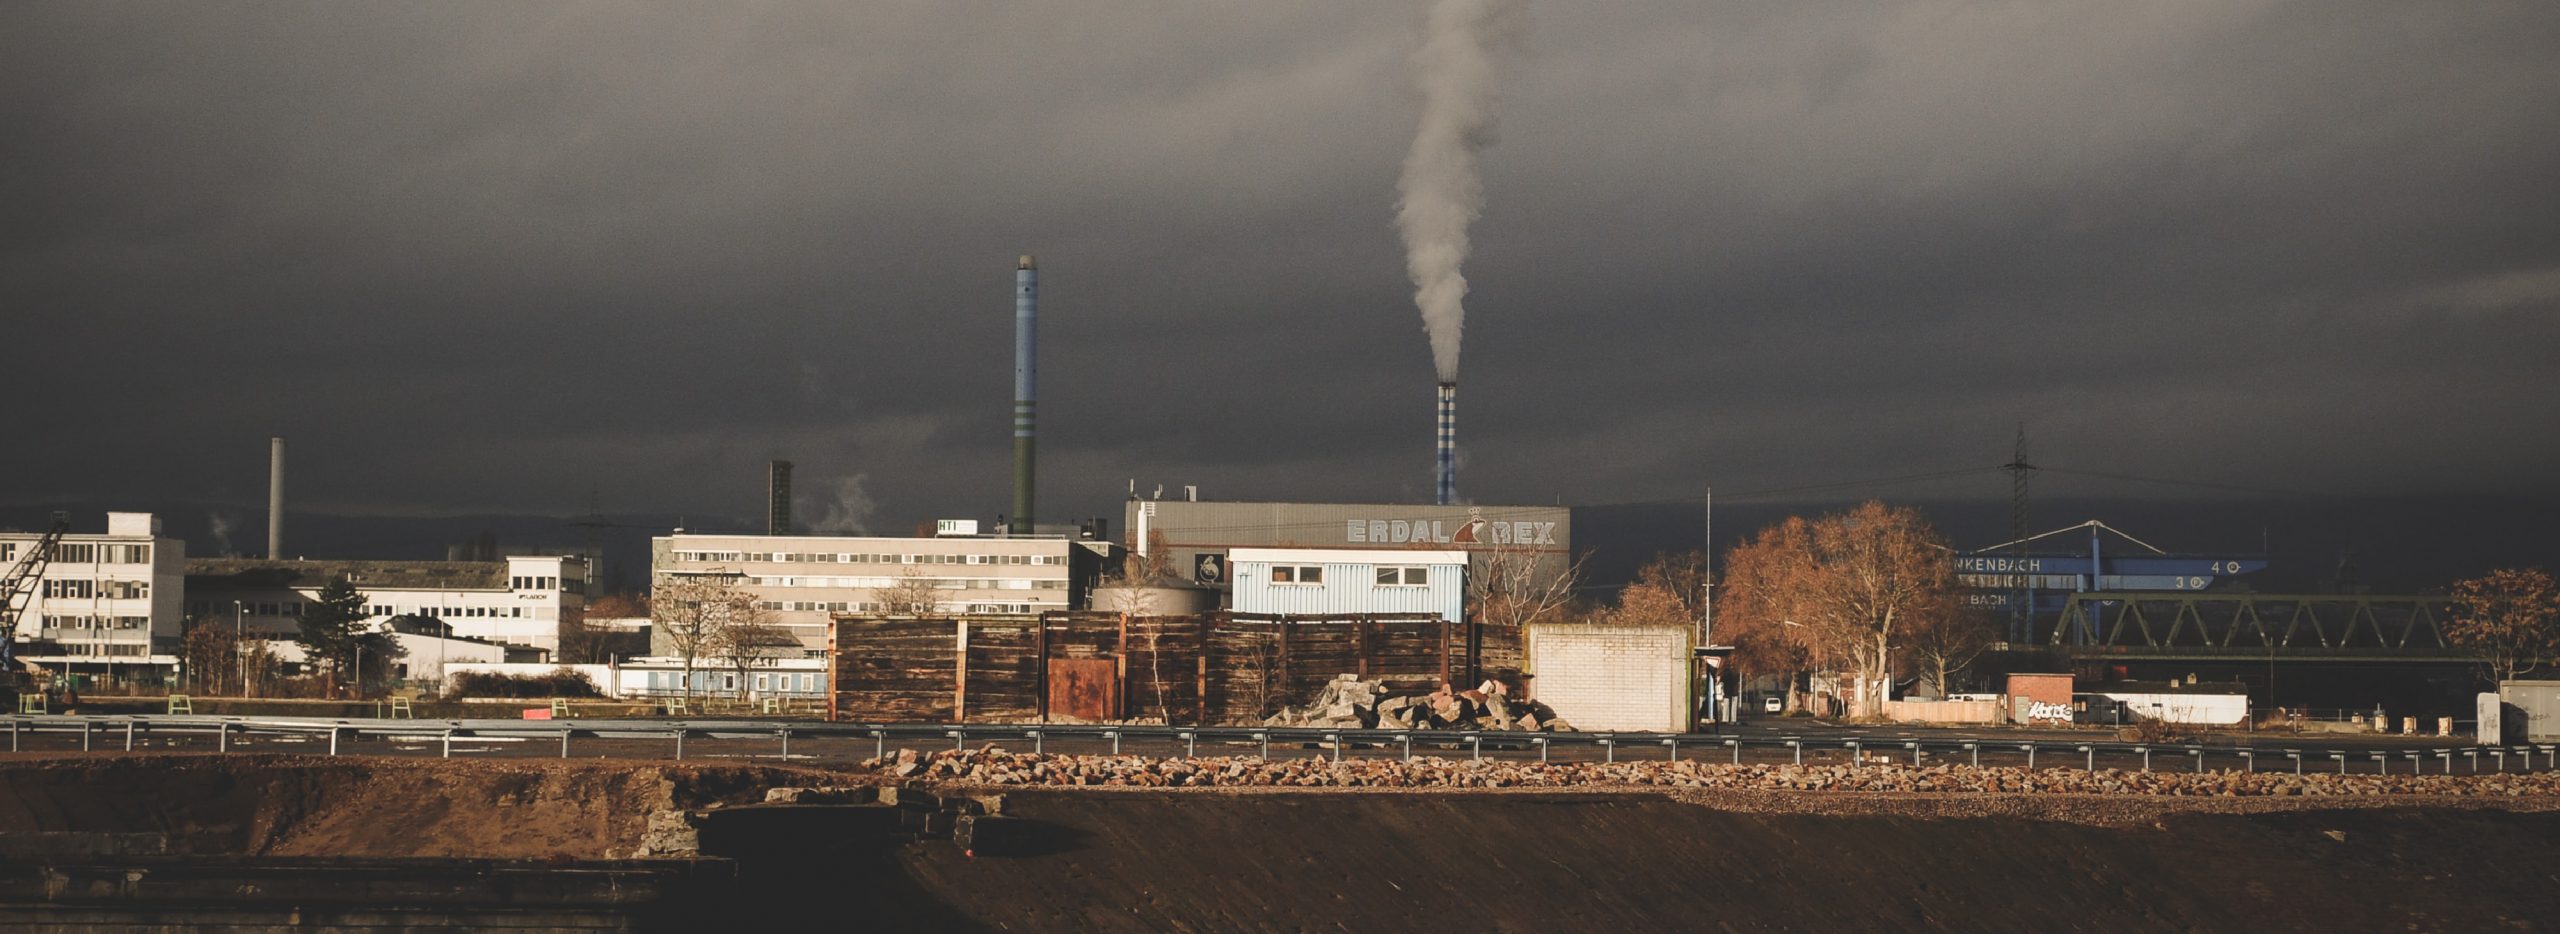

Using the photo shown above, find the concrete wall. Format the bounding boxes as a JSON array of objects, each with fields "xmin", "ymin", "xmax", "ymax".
[
  {"xmin": 2086, "ymin": 691, "xmax": 2250, "ymax": 726},
  {"xmin": 1524, "ymin": 623, "xmax": 1691, "ymax": 732},
  {"xmin": 1882, "ymin": 699, "xmax": 2002, "ymax": 724},
  {"xmin": 2498, "ymin": 681, "xmax": 2560, "ymax": 741}
]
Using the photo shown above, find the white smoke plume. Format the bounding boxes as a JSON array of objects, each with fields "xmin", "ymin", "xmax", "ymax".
[
  {"xmin": 805, "ymin": 474, "xmax": 878, "ymax": 536},
  {"xmin": 206, "ymin": 510, "xmax": 236, "ymax": 557},
  {"xmin": 1398, "ymin": 0, "xmax": 1524, "ymax": 383}
]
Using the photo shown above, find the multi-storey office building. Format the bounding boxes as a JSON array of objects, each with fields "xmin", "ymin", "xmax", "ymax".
[
  {"xmin": 651, "ymin": 531, "xmax": 1109, "ymax": 654},
  {"xmin": 2, "ymin": 512, "xmax": 187, "ymax": 680},
  {"xmin": 186, "ymin": 555, "xmax": 588, "ymax": 658}
]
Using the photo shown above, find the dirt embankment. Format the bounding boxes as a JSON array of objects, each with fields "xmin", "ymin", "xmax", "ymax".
[
  {"xmin": 0, "ymin": 754, "xmax": 826, "ymax": 858},
  {"xmin": 932, "ymin": 791, "xmax": 2560, "ymax": 933},
  {"xmin": 8, "ymin": 754, "xmax": 2560, "ymax": 931}
]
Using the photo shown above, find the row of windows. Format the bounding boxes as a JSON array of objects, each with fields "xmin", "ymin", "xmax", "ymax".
[
  {"xmin": 22, "ymin": 543, "xmax": 153, "ymax": 565},
  {"xmin": 54, "ymin": 643, "xmax": 149, "ymax": 656},
  {"xmin": 44, "ymin": 579, "xmax": 154, "ymax": 599},
  {"xmin": 1375, "ymin": 567, "xmax": 1432, "ymax": 587},
  {"xmin": 1269, "ymin": 565, "xmax": 1325, "ymax": 585},
  {"xmin": 42, "ymin": 615, "xmax": 150, "ymax": 630},
  {"xmin": 184, "ymin": 600, "xmax": 533, "ymax": 620},
  {"xmin": 674, "ymin": 551, "xmax": 1063, "ymax": 567},
  {"xmin": 640, "ymin": 670, "xmax": 826, "ymax": 694},
  {"xmin": 747, "ymin": 576, "xmax": 1061, "ymax": 591},
  {"xmin": 1267, "ymin": 566, "xmax": 1434, "ymax": 587},
  {"xmin": 759, "ymin": 599, "xmax": 1054, "ymax": 613},
  {"xmin": 382, "ymin": 605, "xmax": 532, "ymax": 619},
  {"xmin": 189, "ymin": 601, "xmax": 302, "ymax": 618}
]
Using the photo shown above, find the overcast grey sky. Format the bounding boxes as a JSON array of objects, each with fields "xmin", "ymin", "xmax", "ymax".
[{"xmin": 6, "ymin": 1, "xmax": 2557, "ymax": 532}]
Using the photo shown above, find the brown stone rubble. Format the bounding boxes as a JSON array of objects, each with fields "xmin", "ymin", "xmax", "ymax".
[{"xmin": 854, "ymin": 745, "xmax": 2560, "ymax": 797}]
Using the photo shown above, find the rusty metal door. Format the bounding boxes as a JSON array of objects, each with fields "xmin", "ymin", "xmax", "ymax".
[{"xmin": 1048, "ymin": 657, "xmax": 1119, "ymax": 721}]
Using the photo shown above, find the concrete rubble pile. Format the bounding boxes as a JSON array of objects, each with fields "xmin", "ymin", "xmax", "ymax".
[
  {"xmin": 633, "ymin": 775, "xmax": 1016, "ymax": 857},
  {"xmin": 1260, "ymin": 675, "xmax": 1573, "ymax": 733},
  {"xmin": 857, "ymin": 747, "xmax": 2560, "ymax": 797}
]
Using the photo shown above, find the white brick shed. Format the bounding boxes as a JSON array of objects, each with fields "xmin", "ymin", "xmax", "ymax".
[{"xmin": 1523, "ymin": 623, "xmax": 1693, "ymax": 733}]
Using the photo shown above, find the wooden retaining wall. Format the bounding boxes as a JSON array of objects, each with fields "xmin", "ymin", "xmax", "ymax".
[{"xmin": 828, "ymin": 612, "xmax": 1522, "ymax": 726}]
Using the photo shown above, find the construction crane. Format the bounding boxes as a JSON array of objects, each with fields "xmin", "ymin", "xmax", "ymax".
[{"xmin": 0, "ymin": 512, "xmax": 71, "ymax": 668}]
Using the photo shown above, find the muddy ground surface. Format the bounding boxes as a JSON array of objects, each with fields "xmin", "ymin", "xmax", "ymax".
[
  {"xmin": 0, "ymin": 753, "xmax": 819, "ymax": 858},
  {"xmin": 6, "ymin": 752, "xmax": 2560, "ymax": 931}
]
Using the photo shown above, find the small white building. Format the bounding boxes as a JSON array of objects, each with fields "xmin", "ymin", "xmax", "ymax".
[
  {"xmin": 2, "ymin": 512, "xmax": 188, "ymax": 680},
  {"xmin": 187, "ymin": 555, "xmax": 588, "ymax": 658},
  {"xmin": 608, "ymin": 655, "xmax": 830, "ymax": 702},
  {"xmin": 1227, "ymin": 548, "xmax": 1467, "ymax": 620}
]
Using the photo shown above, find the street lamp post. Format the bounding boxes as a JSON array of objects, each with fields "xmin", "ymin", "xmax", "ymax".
[{"xmin": 232, "ymin": 601, "xmax": 245, "ymax": 698}]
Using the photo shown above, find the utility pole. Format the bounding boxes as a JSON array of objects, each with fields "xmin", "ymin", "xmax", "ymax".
[{"xmin": 2001, "ymin": 425, "xmax": 2037, "ymax": 644}]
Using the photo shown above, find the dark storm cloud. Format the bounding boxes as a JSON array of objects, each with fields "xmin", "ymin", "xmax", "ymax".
[{"xmin": 4, "ymin": 1, "xmax": 2556, "ymax": 529}]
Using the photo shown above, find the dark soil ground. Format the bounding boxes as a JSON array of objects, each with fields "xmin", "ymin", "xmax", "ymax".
[{"xmin": 6, "ymin": 753, "xmax": 2560, "ymax": 932}]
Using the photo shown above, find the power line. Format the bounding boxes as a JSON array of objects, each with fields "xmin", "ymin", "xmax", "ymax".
[
  {"xmin": 2036, "ymin": 466, "xmax": 2295, "ymax": 498},
  {"xmin": 1572, "ymin": 466, "xmax": 2006, "ymax": 510}
]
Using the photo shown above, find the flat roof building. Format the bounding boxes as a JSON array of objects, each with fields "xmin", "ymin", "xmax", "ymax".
[
  {"xmin": 3, "ymin": 512, "xmax": 187, "ymax": 680},
  {"xmin": 651, "ymin": 531, "xmax": 1109, "ymax": 654},
  {"xmin": 1125, "ymin": 499, "xmax": 1571, "ymax": 594},
  {"xmin": 187, "ymin": 554, "xmax": 589, "ymax": 659}
]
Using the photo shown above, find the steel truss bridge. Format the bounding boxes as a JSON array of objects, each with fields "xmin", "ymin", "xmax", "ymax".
[{"xmin": 2046, "ymin": 592, "xmax": 2469, "ymax": 661}]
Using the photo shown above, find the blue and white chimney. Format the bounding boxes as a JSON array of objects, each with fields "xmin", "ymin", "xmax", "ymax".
[
  {"xmin": 1013, "ymin": 255, "xmax": 1038, "ymax": 533},
  {"xmin": 1436, "ymin": 382, "xmax": 1457, "ymax": 505}
]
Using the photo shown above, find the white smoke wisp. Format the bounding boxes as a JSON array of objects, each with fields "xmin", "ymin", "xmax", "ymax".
[
  {"xmin": 806, "ymin": 474, "xmax": 878, "ymax": 536},
  {"xmin": 1397, "ymin": 0, "xmax": 1523, "ymax": 384},
  {"xmin": 206, "ymin": 511, "xmax": 236, "ymax": 557}
]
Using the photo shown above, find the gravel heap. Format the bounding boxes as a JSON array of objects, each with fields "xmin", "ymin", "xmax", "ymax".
[{"xmin": 860, "ymin": 747, "xmax": 2560, "ymax": 797}]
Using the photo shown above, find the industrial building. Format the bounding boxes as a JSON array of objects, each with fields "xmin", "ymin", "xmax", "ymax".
[
  {"xmin": 186, "ymin": 554, "xmax": 590, "ymax": 658},
  {"xmin": 1228, "ymin": 548, "xmax": 1467, "ymax": 621},
  {"xmin": 1125, "ymin": 499, "xmax": 1571, "ymax": 594},
  {"xmin": 649, "ymin": 530, "xmax": 1109, "ymax": 654},
  {"xmin": 1, "ymin": 512, "xmax": 188, "ymax": 680}
]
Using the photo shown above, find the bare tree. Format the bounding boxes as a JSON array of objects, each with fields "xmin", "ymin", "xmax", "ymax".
[
  {"xmin": 1906, "ymin": 606, "xmax": 1996, "ymax": 698},
  {"xmin": 2448, "ymin": 567, "xmax": 2560, "ymax": 685},
  {"xmin": 1100, "ymin": 531, "xmax": 1179, "ymax": 616},
  {"xmin": 709, "ymin": 618, "xmax": 800, "ymax": 701},
  {"xmin": 179, "ymin": 614, "xmax": 243, "ymax": 696},
  {"xmin": 1608, "ymin": 550, "xmax": 1713, "ymax": 635},
  {"xmin": 1715, "ymin": 520, "xmax": 1819, "ymax": 710},
  {"xmin": 1466, "ymin": 539, "xmax": 1585, "ymax": 629},
  {"xmin": 876, "ymin": 565, "xmax": 944, "ymax": 616},
  {"xmin": 1716, "ymin": 502, "xmax": 1962, "ymax": 719},
  {"xmin": 652, "ymin": 574, "xmax": 759, "ymax": 700}
]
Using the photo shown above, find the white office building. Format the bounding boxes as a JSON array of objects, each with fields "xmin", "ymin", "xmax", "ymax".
[
  {"xmin": 651, "ymin": 531, "xmax": 1108, "ymax": 653},
  {"xmin": 2, "ymin": 512, "xmax": 188, "ymax": 679},
  {"xmin": 186, "ymin": 555, "xmax": 588, "ymax": 658}
]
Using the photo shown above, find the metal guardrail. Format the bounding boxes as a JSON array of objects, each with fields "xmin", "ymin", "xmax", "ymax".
[{"xmin": 3, "ymin": 714, "xmax": 2557, "ymax": 776}]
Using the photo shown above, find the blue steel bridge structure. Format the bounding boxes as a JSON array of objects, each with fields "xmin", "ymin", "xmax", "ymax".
[{"xmin": 1956, "ymin": 520, "xmax": 2465, "ymax": 664}]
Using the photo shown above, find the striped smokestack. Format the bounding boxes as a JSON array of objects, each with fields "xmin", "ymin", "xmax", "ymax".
[
  {"xmin": 267, "ymin": 436, "xmax": 285, "ymax": 558},
  {"xmin": 1013, "ymin": 255, "xmax": 1038, "ymax": 533},
  {"xmin": 1436, "ymin": 382, "xmax": 1457, "ymax": 505},
  {"xmin": 767, "ymin": 459, "xmax": 793, "ymax": 536}
]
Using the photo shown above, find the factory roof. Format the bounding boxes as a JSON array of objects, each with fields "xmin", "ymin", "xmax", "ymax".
[{"xmin": 186, "ymin": 558, "xmax": 507, "ymax": 592}]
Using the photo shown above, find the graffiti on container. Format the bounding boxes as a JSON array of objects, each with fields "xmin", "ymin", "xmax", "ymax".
[{"xmin": 2025, "ymin": 701, "xmax": 2074, "ymax": 723}]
